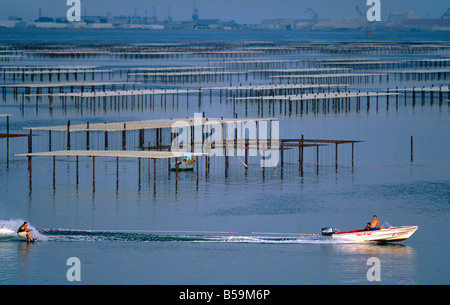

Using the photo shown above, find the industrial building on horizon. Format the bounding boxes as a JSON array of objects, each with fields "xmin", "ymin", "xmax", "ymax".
[
  {"xmin": 256, "ymin": 7, "xmax": 450, "ymax": 31},
  {"xmin": 1, "ymin": 7, "xmax": 449, "ymax": 31}
]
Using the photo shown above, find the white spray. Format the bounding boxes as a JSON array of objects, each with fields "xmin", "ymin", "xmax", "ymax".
[{"xmin": 0, "ymin": 219, "xmax": 47, "ymax": 241}]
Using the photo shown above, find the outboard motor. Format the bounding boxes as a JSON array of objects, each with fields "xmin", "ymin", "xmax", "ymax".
[{"xmin": 321, "ymin": 227, "xmax": 336, "ymax": 236}]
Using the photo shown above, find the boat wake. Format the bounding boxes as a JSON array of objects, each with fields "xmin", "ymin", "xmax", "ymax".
[
  {"xmin": 1, "ymin": 220, "xmax": 353, "ymax": 244},
  {"xmin": 37, "ymin": 229, "xmax": 352, "ymax": 244}
]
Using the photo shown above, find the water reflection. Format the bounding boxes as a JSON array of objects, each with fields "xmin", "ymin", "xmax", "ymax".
[
  {"xmin": 18, "ymin": 242, "xmax": 33, "ymax": 282},
  {"xmin": 334, "ymin": 242, "xmax": 416, "ymax": 257},
  {"xmin": 322, "ymin": 243, "xmax": 417, "ymax": 284}
]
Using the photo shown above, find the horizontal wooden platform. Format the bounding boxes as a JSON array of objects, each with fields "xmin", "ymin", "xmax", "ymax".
[
  {"xmin": 271, "ymin": 72, "xmax": 385, "ymax": 79},
  {"xmin": 0, "ymin": 82, "xmax": 139, "ymax": 89},
  {"xmin": 50, "ymin": 88, "xmax": 200, "ymax": 98},
  {"xmin": 24, "ymin": 117, "xmax": 271, "ymax": 132},
  {"xmin": 0, "ymin": 133, "xmax": 32, "ymax": 139},
  {"xmin": 16, "ymin": 150, "xmax": 208, "ymax": 159},
  {"xmin": 203, "ymin": 83, "xmax": 347, "ymax": 91},
  {"xmin": 232, "ymin": 91, "xmax": 398, "ymax": 101}
]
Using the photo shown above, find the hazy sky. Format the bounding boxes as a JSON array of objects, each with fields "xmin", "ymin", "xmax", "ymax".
[{"xmin": 1, "ymin": 0, "xmax": 449, "ymax": 23}]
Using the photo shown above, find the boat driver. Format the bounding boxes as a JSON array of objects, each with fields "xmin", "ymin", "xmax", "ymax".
[{"xmin": 370, "ymin": 215, "xmax": 383, "ymax": 230}]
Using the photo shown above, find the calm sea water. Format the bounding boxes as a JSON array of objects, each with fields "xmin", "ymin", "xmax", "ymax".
[{"xmin": 0, "ymin": 29, "xmax": 449, "ymax": 285}]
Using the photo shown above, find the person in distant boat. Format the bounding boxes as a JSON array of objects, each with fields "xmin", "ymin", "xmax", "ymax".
[
  {"xmin": 17, "ymin": 222, "xmax": 36, "ymax": 243},
  {"xmin": 364, "ymin": 222, "xmax": 371, "ymax": 231},
  {"xmin": 370, "ymin": 215, "xmax": 383, "ymax": 230}
]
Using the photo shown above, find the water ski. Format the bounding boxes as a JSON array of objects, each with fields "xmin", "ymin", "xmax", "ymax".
[{"xmin": 22, "ymin": 237, "xmax": 37, "ymax": 243}]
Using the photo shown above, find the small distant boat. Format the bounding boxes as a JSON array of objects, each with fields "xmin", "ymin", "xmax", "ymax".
[
  {"xmin": 170, "ymin": 156, "xmax": 196, "ymax": 171},
  {"xmin": 321, "ymin": 223, "xmax": 418, "ymax": 243}
]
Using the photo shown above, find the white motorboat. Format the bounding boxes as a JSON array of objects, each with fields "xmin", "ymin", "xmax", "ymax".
[
  {"xmin": 170, "ymin": 156, "xmax": 196, "ymax": 171},
  {"xmin": 321, "ymin": 224, "xmax": 418, "ymax": 243}
]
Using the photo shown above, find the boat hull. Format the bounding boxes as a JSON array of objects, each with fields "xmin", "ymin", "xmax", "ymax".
[
  {"xmin": 332, "ymin": 226, "xmax": 418, "ymax": 242},
  {"xmin": 170, "ymin": 163, "xmax": 195, "ymax": 171}
]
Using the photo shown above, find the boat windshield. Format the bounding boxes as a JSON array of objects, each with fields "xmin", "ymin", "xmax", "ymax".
[{"xmin": 382, "ymin": 221, "xmax": 393, "ymax": 228}]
